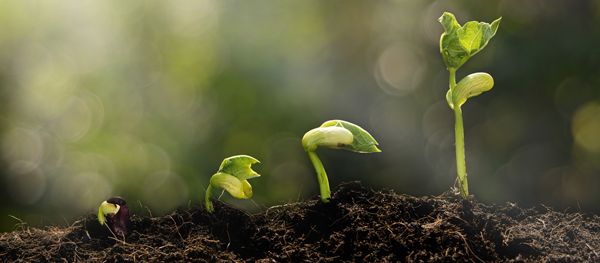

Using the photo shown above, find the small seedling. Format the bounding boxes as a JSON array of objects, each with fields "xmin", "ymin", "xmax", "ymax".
[
  {"xmin": 302, "ymin": 120, "xmax": 380, "ymax": 202},
  {"xmin": 439, "ymin": 12, "xmax": 501, "ymax": 197},
  {"xmin": 204, "ymin": 155, "xmax": 261, "ymax": 213},
  {"xmin": 97, "ymin": 196, "xmax": 130, "ymax": 237}
]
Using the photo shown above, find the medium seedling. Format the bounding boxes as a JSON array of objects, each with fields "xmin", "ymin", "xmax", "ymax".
[
  {"xmin": 204, "ymin": 155, "xmax": 261, "ymax": 213},
  {"xmin": 439, "ymin": 12, "xmax": 501, "ymax": 197},
  {"xmin": 302, "ymin": 120, "xmax": 380, "ymax": 202}
]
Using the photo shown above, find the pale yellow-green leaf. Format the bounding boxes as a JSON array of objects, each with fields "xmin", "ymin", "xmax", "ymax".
[
  {"xmin": 452, "ymin": 72, "xmax": 494, "ymax": 108},
  {"xmin": 218, "ymin": 155, "xmax": 260, "ymax": 180},
  {"xmin": 97, "ymin": 201, "xmax": 120, "ymax": 225},
  {"xmin": 210, "ymin": 172, "xmax": 253, "ymax": 199},
  {"xmin": 302, "ymin": 126, "xmax": 353, "ymax": 152}
]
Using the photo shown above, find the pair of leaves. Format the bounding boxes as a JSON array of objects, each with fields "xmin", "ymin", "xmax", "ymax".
[
  {"xmin": 209, "ymin": 155, "xmax": 260, "ymax": 199},
  {"xmin": 440, "ymin": 12, "xmax": 500, "ymax": 109},
  {"xmin": 439, "ymin": 12, "xmax": 501, "ymax": 70},
  {"xmin": 302, "ymin": 120, "xmax": 381, "ymax": 153}
]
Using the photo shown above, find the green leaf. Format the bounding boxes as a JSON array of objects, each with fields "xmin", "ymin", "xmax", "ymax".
[
  {"xmin": 97, "ymin": 201, "xmax": 120, "ymax": 225},
  {"xmin": 439, "ymin": 12, "xmax": 461, "ymax": 33},
  {"xmin": 218, "ymin": 155, "xmax": 260, "ymax": 180},
  {"xmin": 210, "ymin": 172, "xmax": 253, "ymax": 199},
  {"xmin": 320, "ymin": 120, "xmax": 381, "ymax": 153},
  {"xmin": 450, "ymin": 72, "xmax": 494, "ymax": 108},
  {"xmin": 439, "ymin": 12, "xmax": 501, "ymax": 70}
]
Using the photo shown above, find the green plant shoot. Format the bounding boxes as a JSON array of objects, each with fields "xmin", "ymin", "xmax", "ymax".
[
  {"xmin": 302, "ymin": 120, "xmax": 381, "ymax": 202},
  {"xmin": 98, "ymin": 200, "xmax": 120, "ymax": 226},
  {"xmin": 439, "ymin": 12, "xmax": 501, "ymax": 198},
  {"xmin": 205, "ymin": 155, "xmax": 261, "ymax": 213}
]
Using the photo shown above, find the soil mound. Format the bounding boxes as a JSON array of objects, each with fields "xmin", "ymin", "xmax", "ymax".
[{"xmin": 1, "ymin": 182, "xmax": 598, "ymax": 262}]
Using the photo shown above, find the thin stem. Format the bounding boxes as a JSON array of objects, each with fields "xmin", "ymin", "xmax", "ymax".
[
  {"xmin": 205, "ymin": 184, "xmax": 214, "ymax": 213},
  {"xmin": 450, "ymin": 69, "xmax": 468, "ymax": 197},
  {"xmin": 449, "ymin": 68, "xmax": 456, "ymax": 90},
  {"xmin": 307, "ymin": 151, "xmax": 330, "ymax": 202},
  {"xmin": 454, "ymin": 106, "xmax": 468, "ymax": 197}
]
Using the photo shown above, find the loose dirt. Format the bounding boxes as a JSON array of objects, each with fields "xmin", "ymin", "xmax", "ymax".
[{"xmin": 1, "ymin": 182, "xmax": 598, "ymax": 262}]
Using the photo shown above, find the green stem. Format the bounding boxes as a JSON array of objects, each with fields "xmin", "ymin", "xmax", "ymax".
[
  {"xmin": 449, "ymin": 68, "xmax": 456, "ymax": 90},
  {"xmin": 450, "ymin": 69, "xmax": 468, "ymax": 198},
  {"xmin": 205, "ymin": 184, "xmax": 214, "ymax": 213},
  {"xmin": 307, "ymin": 151, "xmax": 330, "ymax": 202},
  {"xmin": 454, "ymin": 106, "xmax": 468, "ymax": 197}
]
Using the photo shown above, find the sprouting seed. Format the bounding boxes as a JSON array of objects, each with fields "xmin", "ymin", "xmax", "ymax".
[{"xmin": 98, "ymin": 196, "xmax": 130, "ymax": 237}]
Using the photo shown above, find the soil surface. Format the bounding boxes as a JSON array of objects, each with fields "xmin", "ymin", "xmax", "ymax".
[{"xmin": 1, "ymin": 182, "xmax": 599, "ymax": 262}]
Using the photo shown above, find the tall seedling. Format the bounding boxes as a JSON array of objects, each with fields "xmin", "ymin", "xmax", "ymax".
[{"xmin": 439, "ymin": 12, "xmax": 501, "ymax": 197}]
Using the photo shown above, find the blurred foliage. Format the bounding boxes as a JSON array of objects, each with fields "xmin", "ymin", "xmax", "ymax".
[{"xmin": 1, "ymin": 0, "xmax": 600, "ymax": 231}]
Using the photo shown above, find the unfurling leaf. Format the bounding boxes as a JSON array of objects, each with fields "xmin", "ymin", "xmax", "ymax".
[
  {"xmin": 439, "ymin": 12, "xmax": 501, "ymax": 70},
  {"xmin": 448, "ymin": 72, "xmax": 494, "ymax": 109},
  {"xmin": 218, "ymin": 155, "xmax": 260, "ymax": 180}
]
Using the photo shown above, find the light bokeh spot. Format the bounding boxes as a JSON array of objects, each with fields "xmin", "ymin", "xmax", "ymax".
[{"xmin": 572, "ymin": 102, "xmax": 600, "ymax": 153}]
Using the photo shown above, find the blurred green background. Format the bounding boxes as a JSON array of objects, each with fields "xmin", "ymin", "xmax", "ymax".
[{"xmin": 1, "ymin": 0, "xmax": 600, "ymax": 231}]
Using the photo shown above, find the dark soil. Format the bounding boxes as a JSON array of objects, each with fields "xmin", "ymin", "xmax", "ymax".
[{"xmin": 1, "ymin": 182, "xmax": 599, "ymax": 262}]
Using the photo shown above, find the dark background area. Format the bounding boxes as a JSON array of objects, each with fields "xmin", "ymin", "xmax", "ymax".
[{"xmin": 1, "ymin": 0, "xmax": 600, "ymax": 231}]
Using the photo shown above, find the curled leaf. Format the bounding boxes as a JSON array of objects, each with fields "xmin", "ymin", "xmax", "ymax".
[
  {"xmin": 439, "ymin": 12, "xmax": 501, "ymax": 70},
  {"xmin": 97, "ymin": 201, "xmax": 120, "ymax": 225},
  {"xmin": 210, "ymin": 172, "xmax": 254, "ymax": 199},
  {"xmin": 302, "ymin": 126, "xmax": 354, "ymax": 152},
  {"xmin": 450, "ymin": 72, "xmax": 494, "ymax": 108}
]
